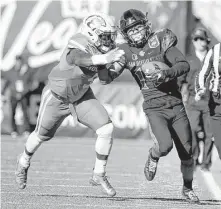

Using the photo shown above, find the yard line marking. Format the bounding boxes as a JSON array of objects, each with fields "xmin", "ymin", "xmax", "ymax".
[
  {"xmin": 1, "ymin": 183, "xmax": 143, "ymax": 190},
  {"xmin": 2, "ymin": 176, "xmax": 142, "ymax": 183},
  {"xmin": 1, "ymin": 170, "xmax": 140, "ymax": 176},
  {"xmin": 0, "ymin": 202, "xmax": 146, "ymax": 208},
  {"xmin": 200, "ymin": 170, "xmax": 221, "ymax": 201}
]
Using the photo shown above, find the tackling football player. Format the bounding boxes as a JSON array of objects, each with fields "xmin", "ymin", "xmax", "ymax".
[
  {"xmin": 195, "ymin": 42, "xmax": 221, "ymax": 160},
  {"xmin": 100, "ymin": 9, "xmax": 199, "ymax": 203},
  {"xmin": 15, "ymin": 13, "xmax": 125, "ymax": 197}
]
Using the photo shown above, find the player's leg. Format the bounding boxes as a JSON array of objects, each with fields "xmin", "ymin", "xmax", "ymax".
[
  {"xmin": 15, "ymin": 86, "xmax": 70, "ymax": 189},
  {"xmin": 171, "ymin": 105, "xmax": 199, "ymax": 203},
  {"xmin": 201, "ymin": 110, "xmax": 214, "ymax": 170},
  {"xmin": 144, "ymin": 110, "xmax": 173, "ymax": 181},
  {"xmin": 20, "ymin": 96, "xmax": 31, "ymax": 134},
  {"xmin": 187, "ymin": 107, "xmax": 202, "ymax": 167},
  {"xmin": 210, "ymin": 105, "xmax": 221, "ymax": 159},
  {"xmin": 74, "ymin": 88, "xmax": 115, "ymax": 196},
  {"xmin": 10, "ymin": 96, "xmax": 18, "ymax": 137}
]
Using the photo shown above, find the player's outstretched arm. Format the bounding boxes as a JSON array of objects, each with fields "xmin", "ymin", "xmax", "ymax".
[{"xmin": 66, "ymin": 48, "xmax": 125, "ymax": 67}]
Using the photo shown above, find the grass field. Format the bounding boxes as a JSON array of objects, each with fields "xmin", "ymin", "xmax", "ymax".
[{"xmin": 1, "ymin": 135, "xmax": 221, "ymax": 209}]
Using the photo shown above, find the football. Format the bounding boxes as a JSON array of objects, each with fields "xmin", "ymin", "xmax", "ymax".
[{"xmin": 141, "ymin": 61, "xmax": 169, "ymax": 75}]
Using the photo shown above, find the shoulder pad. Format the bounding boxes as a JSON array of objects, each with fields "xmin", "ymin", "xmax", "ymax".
[
  {"xmin": 67, "ymin": 33, "xmax": 90, "ymax": 53},
  {"xmin": 155, "ymin": 28, "xmax": 177, "ymax": 52},
  {"xmin": 67, "ymin": 33, "xmax": 101, "ymax": 55}
]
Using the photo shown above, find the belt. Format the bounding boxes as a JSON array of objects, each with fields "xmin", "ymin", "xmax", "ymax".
[{"xmin": 51, "ymin": 90, "xmax": 69, "ymax": 103}]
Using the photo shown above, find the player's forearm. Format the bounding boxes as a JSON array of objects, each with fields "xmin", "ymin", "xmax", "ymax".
[
  {"xmin": 164, "ymin": 47, "xmax": 190, "ymax": 79},
  {"xmin": 73, "ymin": 54, "xmax": 108, "ymax": 66},
  {"xmin": 67, "ymin": 49, "xmax": 110, "ymax": 67},
  {"xmin": 164, "ymin": 61, "xmax": 190, "ymax": 79}
]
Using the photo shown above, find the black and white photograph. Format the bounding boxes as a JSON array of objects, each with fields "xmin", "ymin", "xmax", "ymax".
[{"xmin": 1, "ymin": 0, "xmax": 221, "ymax": 208}]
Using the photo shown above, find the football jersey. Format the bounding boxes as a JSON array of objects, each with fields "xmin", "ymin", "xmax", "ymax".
[
  {"xmin": 196, "ymin": 43, "xmax": 221, "ymax": 103},
  {"xmin": 48, "ymin": 33, "xmax": 100, "ymax": 103},
  {"xmin": 117, "ymin": 28, "xmax": 183, "ymax": 110}
]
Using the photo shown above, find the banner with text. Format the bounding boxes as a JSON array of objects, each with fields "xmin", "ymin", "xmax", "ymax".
[
  {"xmin": 1, "ymin": 83, "xmax": 152, "ymax": 139},
  {"xmin": 1, "ymin": 0, "xmax": 188, "ymax": 81}
]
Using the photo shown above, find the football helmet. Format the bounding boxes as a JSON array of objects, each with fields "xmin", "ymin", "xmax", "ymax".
[
  {"xmin": 119, "ymin": 9, "xmax": 152, "ymax": 47},
  {"xmin": 81, "ymin": 13, "xmax": 117, "ymax": 53}
]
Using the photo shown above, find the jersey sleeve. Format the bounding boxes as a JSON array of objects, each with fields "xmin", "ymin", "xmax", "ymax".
[
  {"xmin": 67, "ymin": 34, "xmax": 89, "ymax": 52},
  {"xmin": 162, "ymin": 46, "xmax": 190, "ymax": 80},
  {"xmin": 195, "ymin": 48, "xmax": 214, "ymax": 93},
  {"xmin": 66, "ymin": 34, "xmax": 96, "ymax": 67},
  {"xmin": 158, "ymin": 28, "xmax": 177, "ymax": 53}
]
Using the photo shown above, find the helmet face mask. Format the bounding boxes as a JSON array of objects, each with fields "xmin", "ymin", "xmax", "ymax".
[
  {"xmin": 96, "ymin": 31, "xmax": 117, "ymax": 53},
  {"xmin": 126, "ymin": 23, "xmax": 147, "ymax": 45},
  {"xmin": 81, "ymin": 14, "xmax": 117, "ymax": 53},
  {"xmin": 120, "ymin": 9, "xmax": 152, "ymax": 47}
]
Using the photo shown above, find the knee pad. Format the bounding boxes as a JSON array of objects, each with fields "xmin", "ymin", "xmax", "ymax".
[
  {"xmin": 25, "ymin": 131, "xmax": 44, "ymax": 153},
  {"xmin": 95, "ymin": 123, "xmax": 114, "ymax": 155},
  {"xmin": 96, "ymin": 122, "xmax": 114, "ymax": 138},
  {"xmin": 36, "ymin": 131, "xmax": 53, "ymax": 141}
]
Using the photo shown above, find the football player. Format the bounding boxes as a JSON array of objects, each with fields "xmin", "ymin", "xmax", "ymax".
[
  {"xmin": 100, "ymin": 9, "xmax": 199, "ymax": 203},
  {"xmin": 195, "ymin": 42, "xmax": 221, "ymax": 160},
  {"xmin": 15, "ymin": 13, "xmax": 125, "ymax": 197}
]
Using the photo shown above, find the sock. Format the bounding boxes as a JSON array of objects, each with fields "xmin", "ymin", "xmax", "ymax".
[
  {"xmin": 94, "ymin": 141, "xmax": 112, "ymax": 174},
  {"xmin": 181, "ymin": 159, "xmax": 194, "ymax": 190},
  {"xmin": 94, "ymin": 155, "xmax": 108, "ymax": 174},
  {"xmin": 150, "ymin": 148, "xmax": 160, "ymax": 161},
  {"xmin": 20, "ymin": 131, "xmax": 43, "ymax": 167},
  {"xmin": 94, "ymin": 123, "xmax": 113, "ymax": 174},
  {"xmin": 183, "ymin": 179, "xmax": 193, "ymax": 190}
]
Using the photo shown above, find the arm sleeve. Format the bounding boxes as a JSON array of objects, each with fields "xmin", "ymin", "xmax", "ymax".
[
  {"xmin": 163, "ymin": 46, "xmax": 190, "ymax": 79},
  {"xmin": 66, "ymin": 48, "xmax": 94, "ymax": 67},
  {"xmin": 195, "ymin": 48, "xmax": 213, "ymax": 92}
]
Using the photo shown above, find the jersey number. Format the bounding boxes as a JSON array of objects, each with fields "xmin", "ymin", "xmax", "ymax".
[{"xmin": 134, "ymin": 68, "xmax": 149, "ymax": 89}]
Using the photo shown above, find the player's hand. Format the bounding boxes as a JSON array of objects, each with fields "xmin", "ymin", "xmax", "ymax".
[
  {"xmin": 145, "ymin": 70, "xmax": 168, "ymax": 87},
  {"xmin": 105, "ymin": 48, "xmax": 125, "ymax": 63},
  {"xmin": 195, "ymin": 88, "xmax": 206, "ymax": 102}
]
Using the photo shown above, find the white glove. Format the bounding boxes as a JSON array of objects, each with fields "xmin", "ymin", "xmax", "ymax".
[
  {"xmin": 195, "ymin": 88, "xmax": 206, "ymax": 102},
  {"xmin": 92, "ymin": 48, "xmax": 125, "ymax": 65}
]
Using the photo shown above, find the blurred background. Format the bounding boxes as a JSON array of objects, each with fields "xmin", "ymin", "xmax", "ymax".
[{"xmin": 1, "ymin": 0, "xmax": 221, "ymax": 139}]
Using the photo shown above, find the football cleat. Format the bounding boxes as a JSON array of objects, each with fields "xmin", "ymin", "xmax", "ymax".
[
  {"xmin": 144, "ymin": 149, "xmax": 159, "ymax": 181},
  {"xmin": 15, "ymin": 154, "xmax": 30, "ymax": 189},
  {"xmin": 182, "ymin": 188, "xmax": 200, "ymax": 203},
  {"xmin": 89, "ymin": 173, "xmax": 116, "ymax": 197}
]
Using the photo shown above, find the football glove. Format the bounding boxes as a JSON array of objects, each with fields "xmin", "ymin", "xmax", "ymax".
[{"xmin": 145, "ymin": 69, "xmax": 169, "ymax": 87}]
